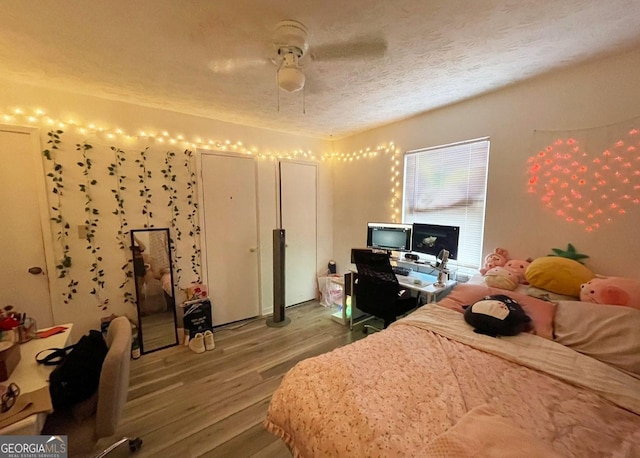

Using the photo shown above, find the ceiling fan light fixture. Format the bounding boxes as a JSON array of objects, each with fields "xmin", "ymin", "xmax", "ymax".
[
  {"xmin": 277, "ymin": 53, "xmax": 305, "ymax": 92},
  {"xmin": 278, "ymin": 66, "xmax": 305, "ymax": 92}
]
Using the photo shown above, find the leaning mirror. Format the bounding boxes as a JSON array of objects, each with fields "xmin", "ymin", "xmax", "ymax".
[{"xmin": 130, "ymin": 228, "xmax": 178, "ymax": 354}]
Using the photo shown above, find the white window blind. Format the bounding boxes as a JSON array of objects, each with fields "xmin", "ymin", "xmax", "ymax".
[{"xmin": 403, "ymin": 138, "xmax": 490, "ymax": 269}]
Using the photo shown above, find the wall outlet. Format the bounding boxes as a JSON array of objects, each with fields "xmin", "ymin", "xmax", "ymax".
[{"xmin": 77, "ymin": 224, "xmax": 88, "ymax": 239}]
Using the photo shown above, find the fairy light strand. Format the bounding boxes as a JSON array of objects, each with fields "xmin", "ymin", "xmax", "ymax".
[{"xmin": 4, "ymin": 106, "xmax": 403, "ymax": 219}]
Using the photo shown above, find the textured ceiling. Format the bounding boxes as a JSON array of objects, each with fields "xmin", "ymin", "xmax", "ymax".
[{"xmin": 1, "ymin": 0, "xmax": 640, "ymax": 140}]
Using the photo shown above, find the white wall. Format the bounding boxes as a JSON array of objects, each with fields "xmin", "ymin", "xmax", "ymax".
[
  {"xmin": 332, "ymin": 49, "xmax": 640, "ymax": 278},
  {"xmin": 0, "ymin": 80, "xmax": 331, "ymax": 339},
  {"xmin": 4, "ymin": 47, "xmax": 640, "ymax": 339}
]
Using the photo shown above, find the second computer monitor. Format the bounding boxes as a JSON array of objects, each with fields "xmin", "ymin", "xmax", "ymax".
[{"xmin": 411, "ymin": 223, "xmax": 460, "ymax": 260}]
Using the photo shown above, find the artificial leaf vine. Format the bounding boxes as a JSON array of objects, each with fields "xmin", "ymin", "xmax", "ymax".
[
  {"xmin": 77, "ymin": 142, "xmax": 108, "ymax": 309},
  {"xmin": 40, "ymin": 135, "xmax": 203, "ymax": 310},
  {"xmin": 135, "ymin": 147, "xmax": 153, "ymax": 227},
  {"xmin": 162, "ymin": 150, "xmax": 182, "ymax": 286},
  {"xmin": 109, "ymin": 147, "xmax": 135, "ymax": 306},
  {"xmin": 42, "ymin": 130, "xmax": 78, "ymax": 303},
  {"xmin": 184, "ymin": 149, "xmax": 202, "ymax": 283}
]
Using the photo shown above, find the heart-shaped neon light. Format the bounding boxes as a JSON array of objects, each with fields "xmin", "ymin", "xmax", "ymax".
[{"xmin": 527, "ymin": 128, "xmax": 640, "ymax": 232}]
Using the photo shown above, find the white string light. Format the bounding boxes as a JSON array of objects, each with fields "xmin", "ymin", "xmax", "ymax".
[{"xmin": 4, "ymin": 105, "xmax": 403, "ymax": 218}]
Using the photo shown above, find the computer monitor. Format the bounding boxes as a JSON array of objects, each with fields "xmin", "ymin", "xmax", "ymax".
[
  {"xmin": 411, "ymin": 223, "xmax": 460, "ymax": 260},
  {"xmin": 366, "ymin": 222, "xmax": 412, "ymax": 252}
]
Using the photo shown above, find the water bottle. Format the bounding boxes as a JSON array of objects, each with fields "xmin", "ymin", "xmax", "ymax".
[{"xmin": 131, "ymin": 325, "xmax": 141, "ymax": 359}]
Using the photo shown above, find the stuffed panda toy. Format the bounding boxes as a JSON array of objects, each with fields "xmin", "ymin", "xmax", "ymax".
[{"xmin": 462, "ymin": 294, "xmax": 532, "ymax": 337}]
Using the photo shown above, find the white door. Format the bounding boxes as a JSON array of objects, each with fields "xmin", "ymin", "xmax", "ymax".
[
  {"xmin": 279, "ymin": 161, "xmax": 317, "ymax": 306},
  {"xmin": 201, "ymin": 153, "xmax": 260, "ymax": 325},
  {"xmin": 0, "ymin": 127, "xmax": 54, "ymax": 328}
]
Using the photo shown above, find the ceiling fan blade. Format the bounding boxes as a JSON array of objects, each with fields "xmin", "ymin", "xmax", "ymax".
[
  {"xmin": 312, "ymin": 36, "xmax": 387, "ymax": 61},
  {"xmin": 207, "ymin": 57, "xmax": 269, "ymax": 74}
]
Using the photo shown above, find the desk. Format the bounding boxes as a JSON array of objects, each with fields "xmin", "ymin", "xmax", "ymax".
[
  {"xmin": 396, "ymin": 273, "xmax": 456, "ymax": 303},
  {"xmin": 0, "ymin": 324, "xmax": 73, "ymax": 435}
]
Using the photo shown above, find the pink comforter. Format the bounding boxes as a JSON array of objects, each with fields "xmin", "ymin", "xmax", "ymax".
[{"xmin": 265, "ymin": 306, "xmax": 640, "ymax": 457}]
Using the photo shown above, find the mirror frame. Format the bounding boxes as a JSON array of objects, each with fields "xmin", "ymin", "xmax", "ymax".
[{"xmin": 130, "ymin": 227, "xmax": 179, "ymax": 354}]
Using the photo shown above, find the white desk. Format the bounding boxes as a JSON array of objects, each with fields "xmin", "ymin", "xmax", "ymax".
[
  {"xmin": 0, "ymin": 324, "xmax": 73, "ymax": 435},
  {"xmin": 396, "ymin": 274, "xmax": 456, "ymax": 303}
]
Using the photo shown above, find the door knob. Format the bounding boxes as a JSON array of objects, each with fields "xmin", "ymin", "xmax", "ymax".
[
  {"xmin": 28, "ymin": 267, "xmax": 43, "ymax": 275},
  {"xmin": 249, "ymin": 247, "xmax": 259, "ymax": 253}
]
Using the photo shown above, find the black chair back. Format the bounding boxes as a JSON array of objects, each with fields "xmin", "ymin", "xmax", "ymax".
[{"xmin": 352, "ymin": 250, "xmax": 400, "ymax": 321}]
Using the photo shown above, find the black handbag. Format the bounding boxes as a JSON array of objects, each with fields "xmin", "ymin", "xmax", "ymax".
[{"xmin": 36, "ymin": 330, "xmax": 108, "ymax": 410}]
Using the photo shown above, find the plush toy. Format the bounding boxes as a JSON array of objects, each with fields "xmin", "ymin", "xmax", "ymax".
[
  {"xmin": 580, "ymin": 277, "xmax": 640, "ymax": 310},
  {"xmin": 525, "ymin": 256, "xmax": 594, "ymax": 297},
  {"xmin": 549, "ymin": 243, "xmax": 589, "ymax": 264},
  {"xmin": 463, "ymin": 294, "xmax": 532, "ymax": 337},
  {"xmin": 484, "ymin": 267, "xmax": 519, "ymax": 291},
  {"xmin": 504, "ymin": 258, "xmax": 532, "ymax": 284},
  {"xmin": 479, "ymin": 248, "xmax": 509, "ymax": 275}
]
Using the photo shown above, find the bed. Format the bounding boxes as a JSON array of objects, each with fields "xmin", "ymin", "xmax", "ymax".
[{"xmin": 264, "ymin": 283, "xmax": 640, "ymax": 457}]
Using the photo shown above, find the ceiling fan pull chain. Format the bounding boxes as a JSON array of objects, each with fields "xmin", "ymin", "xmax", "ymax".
[
  {"xmin": 303, "ymin": 85, "xmax": 306, "ymax": 114},
  {"xmin": 276, "ymin": 74, "xmax": 281, "ymax": 112}
]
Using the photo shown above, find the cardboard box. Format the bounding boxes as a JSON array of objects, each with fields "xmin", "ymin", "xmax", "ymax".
[{"xmin": 0, "ymin": 342, "xmax": 21, "ymax": 381}]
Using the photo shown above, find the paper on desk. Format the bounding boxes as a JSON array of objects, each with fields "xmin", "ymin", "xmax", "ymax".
[
  {"xmin": 0, "ymin": 386, "xmax": 52, "ymax": 429},
  {"xmin": 36, "ymin": 326, "xmax": 68, "ymax": 339}
]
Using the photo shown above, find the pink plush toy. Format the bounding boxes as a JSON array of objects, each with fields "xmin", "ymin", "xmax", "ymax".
[
  {"xmin": 504, "ymin": 258, "xmax": 532, "ymax": 284},
  {"xmin": 479, "ymin": 248, "xmax": 509, "ymax": 275},
  {"xmin": 580, "ymin": 276, "xmax": 640, "ymax": 310},
  {"xmin": 484, "ymin": 266, "xmax": 519, "ymax": 291}
]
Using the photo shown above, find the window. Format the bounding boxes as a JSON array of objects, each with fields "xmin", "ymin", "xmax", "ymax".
[{"xmin": 403, "ymin": 138, "xmax": 490, "ymax": 270}]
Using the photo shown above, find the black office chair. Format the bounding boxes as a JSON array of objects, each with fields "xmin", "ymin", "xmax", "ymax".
[{"xmin": 352, "ymin": 249, "xmax": 419, "ymax": 333}]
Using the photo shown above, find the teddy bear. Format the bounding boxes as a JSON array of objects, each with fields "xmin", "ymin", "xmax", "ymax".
[
  {"xmin": 580, "ymin": 276, "xmax": 640, "ymax": 310},
  {"xmin": 484, "ymin": 267, "xmax": 519, "ymax": 291},
  {"xmin": 479, "ymin": 248, "xmax": 509, "ymax": 275},
  {"xmin": 504, "ymin": 258, "xmax": 532, "ymax": 284}
]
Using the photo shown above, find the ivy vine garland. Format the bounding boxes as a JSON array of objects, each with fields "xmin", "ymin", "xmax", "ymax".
[
  {"xmin": 135, "ymin": 147, "xmax": 153, "ymax": 227},
  {"xmin": 42, "ymin": 130, "xmax": 78, "ymax": 303},
  {"xmin": 109, "ymin": 147, "xmax": 135, "ymax": 306},
  {"xmin": 184, "ymin": 149, "xmax": 202, "ymax": 283},
  {"xmin": 41, "ymin": 135, "xmax": 203, "ymax": 308},
  {"xmin": 76, "ymin": 142, "xmax": 108, "ymax": 309},
  {"xmin": 162, "ymin": 150, "xmax": 182, "ymax": 286}
]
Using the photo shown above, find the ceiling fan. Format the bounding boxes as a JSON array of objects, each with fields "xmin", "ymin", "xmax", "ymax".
[
  {"xmin": 273, "ymin": 20, "xmax": 310, "ymax": 93},
  {"xmin": 208, "ymin": 19, "xmax": 388, "ymax": 94}
]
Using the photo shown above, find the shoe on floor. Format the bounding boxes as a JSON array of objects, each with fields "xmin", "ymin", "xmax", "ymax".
[
  {"xmin": 188, "ymin": 333, "xmax": 205, "ymax": 354},
  {"xmin": 204, "ymin": 330, "xmax": 215, "ymax": 351}
]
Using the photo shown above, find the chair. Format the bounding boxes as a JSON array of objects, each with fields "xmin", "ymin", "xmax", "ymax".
[
  {"xmin": 43, "ymin": 316, "xmax": 142, "ymax": 457},
  {"xmin": 352, "ymin": 249, "xmax": 419, "ymax": 333}
]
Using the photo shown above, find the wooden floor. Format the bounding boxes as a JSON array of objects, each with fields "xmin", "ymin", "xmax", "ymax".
[{"xmin": 96, "ymin": 301, "xmax": 376, "ymax": 458}]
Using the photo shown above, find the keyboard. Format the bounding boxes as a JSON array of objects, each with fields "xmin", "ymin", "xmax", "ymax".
[{"xmin": 393, "ymin": 266, "xmax": 412, "ymax": 276}]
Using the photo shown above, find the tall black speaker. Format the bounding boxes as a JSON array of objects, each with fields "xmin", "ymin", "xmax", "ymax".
[{"xmin": 267, "ymin": 228, "xmax": 291, "ymax": 327}]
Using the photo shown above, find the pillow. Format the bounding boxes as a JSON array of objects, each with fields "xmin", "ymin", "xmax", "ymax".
[
  {"xmin": 438, "ymin": 283, "xmax": 556, "ymax": 340},
  {"xmin": 526, "ymin": 286, "xmax": 578, "ymax": 302},
  {"xmin": 424, "ymin": 404, "xmax": 563, "ymax": 458},
  {"xmin": 463, "ymin": 295, "xmax": 532, "ymax": 337},
  {"xmin": 554, "ymin": 301, "xmax": 640, "ymax": 376},
  {"xmin": 525, "ymin": 256, "xmax": 594, "ymax": 297}
]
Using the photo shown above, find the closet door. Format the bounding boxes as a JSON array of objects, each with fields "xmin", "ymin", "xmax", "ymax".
[
  {"xmin": 0, "ymin": 127, "xmax": 54, "ymax": 328},
  {"xmin": 201, "ymin": 153, "xmax": 260, "ymax": 325},
  {"xmin": 279, "ymin": 161, "xmax": 317, "ymax": 306}
]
